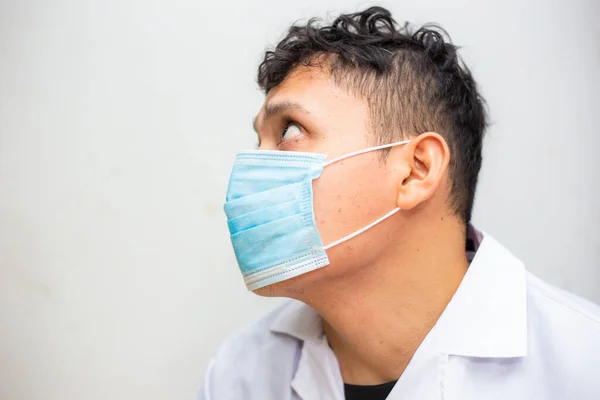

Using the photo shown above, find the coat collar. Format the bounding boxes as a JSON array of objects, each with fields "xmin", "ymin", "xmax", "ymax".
[{"xmin": 432, "ymin": 231, "xmax": 528, "ymax": 357}]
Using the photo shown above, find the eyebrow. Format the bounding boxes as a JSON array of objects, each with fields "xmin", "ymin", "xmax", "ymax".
[{"xmin": 252, "ymin": 101, "xmax": 308, "ymax": 133}]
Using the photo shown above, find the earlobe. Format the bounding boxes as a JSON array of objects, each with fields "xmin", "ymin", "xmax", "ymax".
[{"xmin": 395, "ymin": 132, "xmax": 450, "ymax": 210}]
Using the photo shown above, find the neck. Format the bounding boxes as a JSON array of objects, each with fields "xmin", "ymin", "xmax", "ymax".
[{"xmin": 303, "ymin": 216, "xmax": 469, "ymax": 385}]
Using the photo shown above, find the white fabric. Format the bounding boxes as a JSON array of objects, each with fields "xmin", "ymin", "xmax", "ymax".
[{"xmin": 199, "ymin": 232, "xmax": 600, "ymax": 400}]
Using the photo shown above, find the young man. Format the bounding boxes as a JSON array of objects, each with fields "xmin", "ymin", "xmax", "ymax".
[{"xmin": 201, "ymin": 6, "xmax": 600, "ymax": 400}]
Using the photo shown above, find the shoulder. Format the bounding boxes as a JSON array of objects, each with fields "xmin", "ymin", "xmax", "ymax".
[
  {"xmin": 526, "ymin": 271, "xmax": 600, "ymax": 331},
  {"xmin": 525, "ymin": 272, "xmax": 600, "ymax": 385},
  {"xmin": 200, "ymin": 300, "xmax": 303, "ymax": 400}
]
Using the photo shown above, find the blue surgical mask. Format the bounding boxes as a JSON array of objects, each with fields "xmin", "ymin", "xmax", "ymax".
[{"xmin": 224, "ymin": 140, "xmax": 410, "ymax": 290}]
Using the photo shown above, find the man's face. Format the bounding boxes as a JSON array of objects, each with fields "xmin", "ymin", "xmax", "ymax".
[{"xmin": 252, "ymin": 66, "xmax": 408, "ymax": 294}]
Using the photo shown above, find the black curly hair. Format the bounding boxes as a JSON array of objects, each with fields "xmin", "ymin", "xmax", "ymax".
[{"xmin": 257, "ymin": 6, "xmax": 487, "ymax": 223}]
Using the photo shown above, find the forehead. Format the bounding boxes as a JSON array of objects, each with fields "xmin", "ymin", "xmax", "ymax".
[
  {"xmin": 265, "ymin": 65, "xmax": 333, "ymax": 102},
  {"xmin": 256, "ymin": 65, "xmax": 364, "ymax": 121}
]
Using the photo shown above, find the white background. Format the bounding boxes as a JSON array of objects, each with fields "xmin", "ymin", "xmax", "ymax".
[{"xmin": 1, "ymin": 0, "xmax": 598, "ymax": 399}]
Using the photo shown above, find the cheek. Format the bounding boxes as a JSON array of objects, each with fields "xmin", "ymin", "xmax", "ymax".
[{"xmin": 312, "ymin": 159, "xmax": 396, "ymax": 249}]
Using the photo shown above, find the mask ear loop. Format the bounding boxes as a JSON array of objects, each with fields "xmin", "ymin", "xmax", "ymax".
[
  {"xmin": 323, "ymin": 139, "xmax": 412, "ymax": 167},
  {"xmin": 319, "ymin": 139, "xmax": 411, "ymax": 251},
  {"xmin": 322, "ymin": 207, "xmax": 401, "ymax": 250}
]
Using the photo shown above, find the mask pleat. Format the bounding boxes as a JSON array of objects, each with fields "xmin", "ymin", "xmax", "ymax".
[
  {"xmin": 227, "ymin": 164, "xmax": 320, "ymax": 200},
  {"xmin": 230, "ymin": 215, "xmax": 323, "ymax": 275},
  {"xmin": 224, "ymin": 181, "xmax": 303, "ymax": 219},
  {"xmin": 227, "ymin": 199, "xmax": 302, "ymax": 235}
]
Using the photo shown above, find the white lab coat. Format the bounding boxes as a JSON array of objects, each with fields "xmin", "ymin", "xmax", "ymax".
[{"xmin": 199, "ymin": 233, "xmax": 600, "ymax": 399}]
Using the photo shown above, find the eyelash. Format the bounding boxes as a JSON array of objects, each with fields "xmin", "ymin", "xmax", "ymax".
[
  {"xmin": 254, "ymin": 117, "xmax": 303, "ymax": 149},
  {"xmin": 280, "ymin": 116, "xmax": 296, "ymax": 137}
]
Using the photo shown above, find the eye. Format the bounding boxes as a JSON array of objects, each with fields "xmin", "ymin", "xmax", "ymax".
[{"xmin": 282, "ymin": 122, "xmax": 302, "ymax": 141}]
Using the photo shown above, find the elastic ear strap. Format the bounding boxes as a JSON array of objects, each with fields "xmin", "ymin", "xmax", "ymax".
[
  {"xmin": 323, "ymin": 139, "xmax": 411, "ymax": 167},
  {"xmin": 322, "ymin": 207, "xmax": 401, "ymax": 250}
]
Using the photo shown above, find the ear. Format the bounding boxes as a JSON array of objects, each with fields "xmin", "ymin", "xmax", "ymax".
[{"xmin": 395, "ymin": 132, "xmax": 450, "ymax": 210}]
